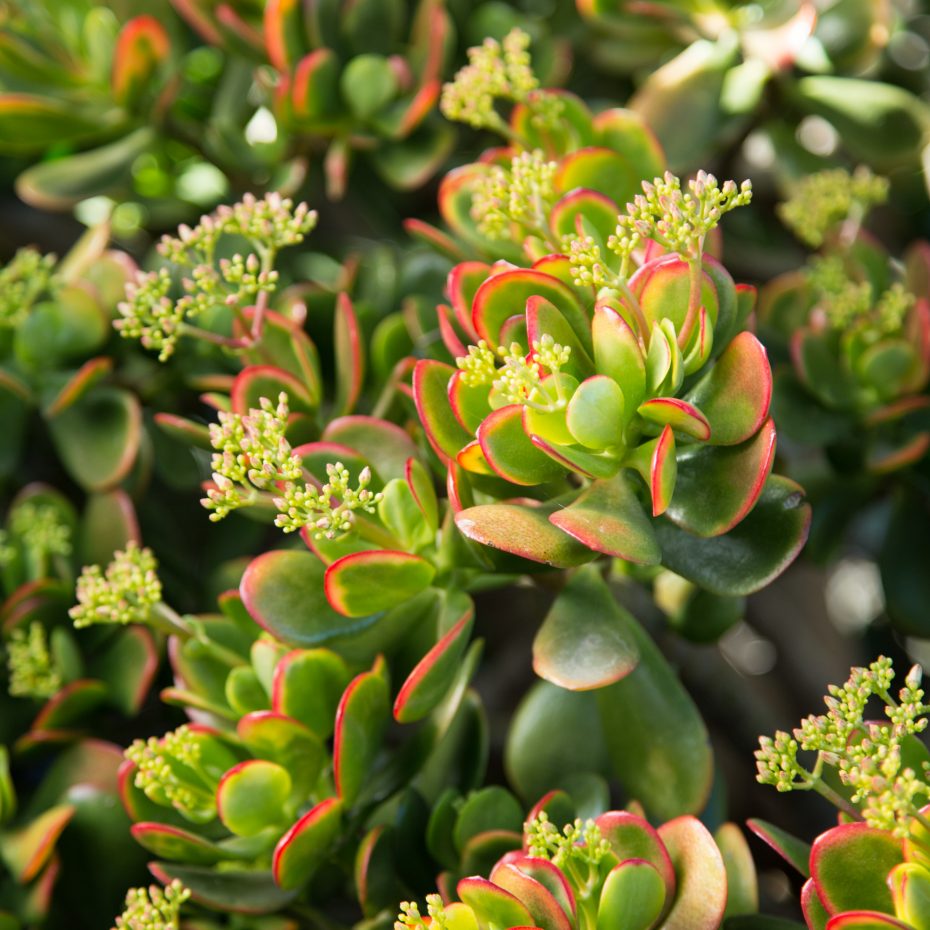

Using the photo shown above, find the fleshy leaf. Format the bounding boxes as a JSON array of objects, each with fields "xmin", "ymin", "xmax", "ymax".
[
  {"xmin": 325, "ymin": 551, "xmax": 436, "ymax": 618},
  {"xmin": 272, "ymin": 797, "xmax": 343, "ymax": 891},
  {"xmin": 533, "ymin": 566, "xmax": 639, "ymax": 691}
]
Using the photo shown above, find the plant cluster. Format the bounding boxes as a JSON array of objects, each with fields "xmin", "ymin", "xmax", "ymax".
[{"xmin": 3, "ymin": 8, "xmax": 930, "ymax": 930}]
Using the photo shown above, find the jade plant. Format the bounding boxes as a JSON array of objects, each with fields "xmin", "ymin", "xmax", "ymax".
[
  {"xmin": 759, "ymin": 167, "xmax": 930, "ymax": 634},
  {"xmin": 753, "ymin": 656, "xmax": 930, "ymax": 929},
  {"xmin": 575, "ymin": 0, "xmax": 930, "ymax": 189},
  {"xmin": 398, "ymin": 802, "xmax": 758, "ymax": 930},
  {"xmin": 413, "ymin": 166, "xmax": 810, "ymax": 600},
  {"xmin": 68, "ymin": 542, "xmax": 489, "ymax": 919}
]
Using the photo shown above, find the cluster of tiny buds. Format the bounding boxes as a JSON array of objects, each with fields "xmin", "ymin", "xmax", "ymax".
[
  {"xmin": 69, "ymin": 542, "xmax": 162, "ymax": 629},
  {"xmin": 10, "ymin": 501, "xmax": 72, "ymax": 559},
  {"xmin": 203, "ymin": 393, "xmax": 302, "ymax": 521},
  {"xmin": 440, "ymin": 28, "xmax": 539, "ymax": 132},
  {"xmin": 112, "ymin": 879, "xmax": 190, "ymax": 930},
  {"xmin": 125, "ymin": 725, "xmax": 214, "ymax": 819},
  {"xmin": 779, "ymin": 166, "xmax": 889, "ymax": 248},
  {"xmin": 274, "ymin": 462, "xmax": 381, "ymax": 538},
  {"xmin": 0, "ymin": 247, "xmax": 57, "ymax": 328},
  {"xmin": 118, "ymin": 194, "xmax": 316, "ymax": 361},
  {"xmin": 525, "ymin": 811, "xmax": 610, "ymax": 871},
  {"xmin": 610, "ymin": 171, "xmax": 752, "ymax": 262},
  {"xmin": 471, "ymin": 150, "xmax": 558, "ymax": 240},
  {"xmin": 396, "ymin": 894, "xmax": 450, "ymax": 930},
  {"xmin": 6, "ymin": 622, "xmax": 62, "ymax": 700},
  {"xmin": 756, "ymin": 657, "xmax": 930, "ymax": 835},
  {"xmin": 564, "ymin": 234, "xmax": 612, "ymax": 288}
]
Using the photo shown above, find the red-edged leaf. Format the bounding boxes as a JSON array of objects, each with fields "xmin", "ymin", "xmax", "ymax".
[
  {"xmin": 271, "ymin": 649, "xmax": 349, "ymax": 740},
  {"xmin": 446, "ymin": 262, "xmax": 489, "ymax": 340},
  {"xmin": 597, "ymin": 859, "xmax": 666, "ymax": 930},
  {"xmin": 533, "ymin": 565, "xmax": 639, "ymax": 691},
  {"xmin": 230, "ymin": 365, "xmax": 316, "ymax": 416},
  {"xmin": 1, "ymin": 804, "xmax": 74, "ymax": 882},
  {"xmin": 746, "ymin": 819, "xmax": 811, "ymax": 877},
  {"xmin": 455, "ymin": 501, "xmax": 595, "ymax": 569},
  {"xmin": 638, "ymin": 399, "xmax": 710, "ymax": 441},
  {"xmin": 272, "ymin": 797, "xmax": 343, "ymax": 890},
  {"xmin": 478, "ymin": 405, "xmax": 566, "ymax": 486},
  {"xmin": 595, "ymin": 811, "xmax": 677, "ymax": 901},
  {"xmin": 458, "ymin": 877, "xmax": 534, "ymax": 929},
  {"xmin": 325, "ymin": 551, "xmax": 435, "ymax": 618},
  {"xmin": 684, "ymin": 332, "xmax": 771, "ymax": 445},
  {"xmin": 472, "ymin": 269, "xmax": 590, "ymax": 353},
  {"xmin": 825, "ymin": 913, "xmax": 913, "ymax": 929},
  {"xmin": 334, "ymin": 293, "xmax": 365, "ymax": 415},
  {"xmin": 43, "ymin": 357, "xmax": 113, "ymax": 417},
  {"xmin": 802, "ymin": 877, "xmax": 831, "ymax": 930},
  {"xmin": 112, "ymin": 16, "xmax": 169, "ymax": 106},
  {"xmin": 413, "ymin": 359, "xmax": 472, "ymax": 461},
  {"xmin": 394, "ymin": 611, "xmax": 474, "ymax": 723},
  {"xmin": 131, "ymin": 823, "xmax": 230, "ymax": 865},
  {"xmin": 149, "ymin": 861, "xmax": 297, "ymax": 914},
  {"xmin": 489, "ymin": 862, "xmax": 573, "ymax": 930},
  {"xmin": 333, "ymin": 666, "xmax": 390, "ymax": 805},
  {"xmin": 217, "ymin": 760, "xmax": 291, "ymax": 837},
  {"xmin": 550, "ymin": 188, "xmax": 619, "ymax": 242},
  {"xmin": 665, "ymin": 418, "xmax": 775, "ymax": 537},
  {"xmin": 554, "ymin": 147, "xmax": 639, "ymax": 208},
  {"xmin": 549, "ymin": 475, "xmax": 659, "ymax": 563},
  {"xmin": 656, "ymin": 816, "xmax": 727, "ymax": 930},
  {"xmin": 811, "ymin": 823, "xmax": 904, "ymax": 916},
  {"xmin": 237, "ymin": 711, "xmax": 326, "ymax": 797}
]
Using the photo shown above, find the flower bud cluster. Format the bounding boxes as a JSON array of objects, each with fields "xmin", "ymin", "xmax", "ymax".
[
  {"xmin": 441, "ymin": 28, "xmax": 561, "ymax": 135},
  {"xmin": 0, "ymin": 247, "xmax": 57, "ymax": 328},
  {"xmin": 112, "ymin": 879, "xmax": 190, "ymax": 930},
  {"xmin": 471, "ymin": 150, "xmax": 558, "ymax": 240},
  {"xmin": 10, "ymin": 502, "xmax": 72, "ymax": 560},
  {"xmin": 610, "ymin": 171, "xmax": 752, "ymax": 262},
  {"xmin": 69, "ymin": 542, "xmax": 162, "ymax": 629},
  {"xmin": 779, "ymin": 166, "xmax": 889, "ymax": 248},
  {"xmin": 117, "ymin": 194, "xmax": 316, "ymax": 360},
  {"xmin": 756, "ymin": 657, "xmax": 930, "ymax": 835},
  {"xmin": 6, "ymin": 622, "xmax": 61, "ymax": 700},
  {"xmin": 125, "ymin": 725, "xmax": 217, "ymax": 821}
]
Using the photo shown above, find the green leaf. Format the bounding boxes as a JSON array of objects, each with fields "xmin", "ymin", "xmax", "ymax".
[
  {"xmin": 240, "ymin": 550, "xmax": 382, "ymax": 647},
  {"xmin": 598, "ymin": 859, "xmax": 666, "ymax": 930},
  {"xmin": 657, "ymin": 816, "xmax": 728, "ymax": 929},
  {"xmin": 322, "ymin": 416, "xmax": 419, "ymax": 483},
  {"xmin": 48, "ymin": 386, "xmax": 141, "ymax": 491},
  {"xmin": 394, "ymin": 611, "xmax": 474, "ymax": 724},
  {"xmin": 15, "ymin": 287, "xmax": 106, "ymax": 368},
  {"xmin": 533, "ymin": 566, "xmax": 640, "ymax": 691},
  {"xmin": 130, "ymin": 823, "xmax": 232, "ymax": 866},
  {"xmin": 272, "ymin": 797, "xmax": 343, "ymax": 891},
  {"xmin": 455, "ymin": 502, "xmax": 596, "ymax": 569},
  {"xmin": 889, "ymin": 862, "xmax": 930, "ymax": 930},
  {"xmin": 0, "ymin": 94, "xmax": 114, "ymax": 153},
  {"xmin": 78, "ymin": 490, "xmax": 138, "ymax": 567},
  {"xmin": 413, "ymin": 359, "xmax": 472, "ymax": 461},
  {"xmin": 656, "ymin": 476, "xmax": 811, "ymax": 596},
  {"xmin": 341, "ymin": 55, "xmax": 398, "ymax": 120},
  {"xmin": 566, "ymin": 376, "xmax": 626, "ymax": 449},
  {"xmin": 596, "ymin": 611, "xmax": 713, "ymax": 819},
  {"xmin": 15, "ymin": 128, "xmax": 154, "ymax": 209},
  {"xmin": 453, "ymin": 788, "xmax": 523, "ymax": 854},
  {"xmin": 795, "ymin": 77, "xmax": 930, "ymax": 168},
  {"xmin": 489, "ymin": 859, "xmax": 573, "ymax": 930},
  {"xmin": 90, "ymin": 626, "xmax": 157, "ymax": 715},
  {"xmin": 272, "ymin": 648, "xmax": 350, "ymax": 740},
  {"xmin": 217, "ymin": 761, "xmax": 291, "ymax": 837},
  {"xmin": 595, "ymin": 811, "xmax": 676, "ymax": 897},
  {"xmin": 325, "ymin": 551, "xmax": 436, "ymax": 618},
  {"xmin": 334, "ymin": 667, "xmax": 390, "ymax": 806},
  {"xmin": 716, "ymin": 824, "xmax": 758, "ymax": 918},
  {"xmin": 810, "ymin": 823, "xmax": 904, "ymax": 915},
  {"xmin": 237, "ymin": 711, "xmax": 326, "ymax": 799},
  {"xmin": 506, "ymin": 682, "xmax": 611, "ymax": 802},
  {"xmin": 149, "ymin": 862, "xmax": 298, "ymax": 914}
]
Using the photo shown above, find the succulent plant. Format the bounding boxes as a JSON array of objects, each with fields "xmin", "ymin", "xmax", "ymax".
[
  {"xmin": 753, "ymin": 656, "xmax": 930, "ymax": 930},
  {"xmin": 399, "ymin": 801, "xmax": 758, "ymax": 930},
  {"xmin": 0, "ymin": 228, "xmax": 143, "ymax": 496},
  {"xmin": 759, "ymin": 167, "xmax": 930, "ymax": 634},
  {"xmin": 575, "ymin": 0, "xmax": 930, "ymax": 191},
  {"xmin": 413, "ymin": 166, "xmax": 809, "ymax": 601}
]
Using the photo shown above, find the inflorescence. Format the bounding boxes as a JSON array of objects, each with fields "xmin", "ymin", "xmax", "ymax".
[
  {"xmin": 0, "ymin": 247, "xmax": 57, "ymax": 329},
  {"xmin": 69, "ymin": 541, "xmax": 162, "ymax": 629},
  {"xmin": 204, "ymin": 392, "xmax": 381, "ymax": 538},
  {"xmin": 440, "ymin": 27, "xmax": 562, "ymax": 136},
  {"xmin": 471, "ymin": 150, "xmax": 558, "ymax": 240},
  {"xmin": 116, "ymin": 193, "xmax": 317, "ymax": 360},
  {"xmin": 6, "ymin": 622, "xmax": 62, "ymax": 700},
  {"xmin": 112, "ymin": 879, "xmax": 190, "ymax": 930},
  {"xmin": 756, "ymin": 657, "xmax": 930, "ymax": 836},
  {"xmin": 779, "ymin": 166, "xmax": 889, "ymax": 248}
]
